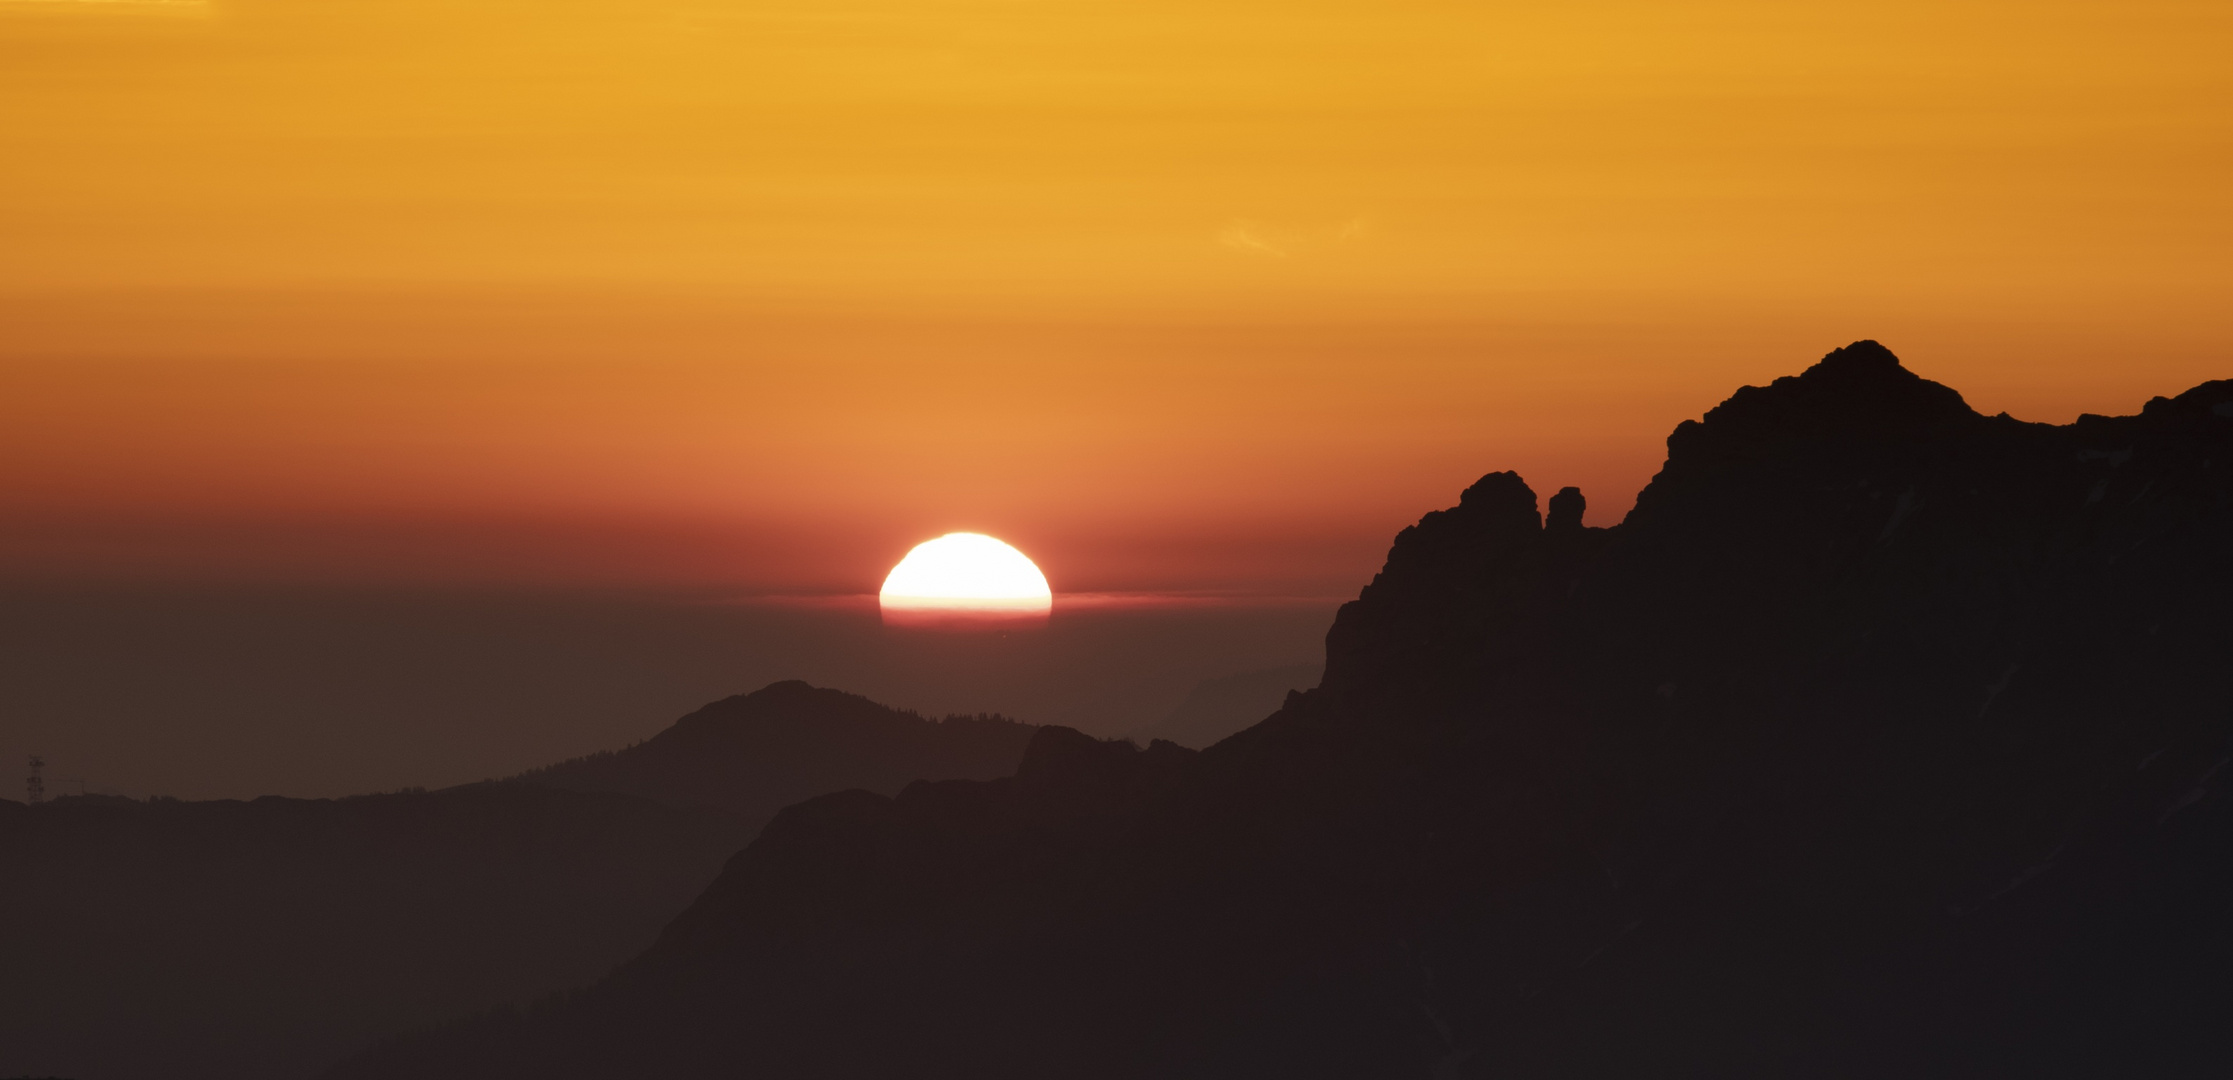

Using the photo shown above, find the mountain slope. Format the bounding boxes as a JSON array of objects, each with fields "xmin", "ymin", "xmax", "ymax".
[
  {"xmin": 333, "ymin": 342, "xmax": 2233, "ymax": 1079},
  {"xmin": 513, "ymin": 680, "xmax": 1037, "ymax": 826},
  {"xmin": 1133, "ymin": 662, "xmax": 1324, "ymax": 748}
]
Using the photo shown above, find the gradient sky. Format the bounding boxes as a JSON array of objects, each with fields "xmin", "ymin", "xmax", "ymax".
[{"xmin": 3, "ymin": 0, "xmax": 2228, "ymax": 597}]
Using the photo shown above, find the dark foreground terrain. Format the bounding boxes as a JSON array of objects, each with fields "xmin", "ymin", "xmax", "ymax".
[
  {"xmin": 0, "ymin": 784, "xmax": 741, "ymax": 1080},
  {"xmin": 0, "ymin": 684, "xmax": 1036, "ymax": 1080},
  {"xmin": 336, "ymin": 343, "xmax": 2233, "ymax": 1079}
]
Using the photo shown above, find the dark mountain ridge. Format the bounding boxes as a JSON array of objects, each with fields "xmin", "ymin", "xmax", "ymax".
[{"xmin": 337, "ymin": 342, "xmax": 2233, "ymax": 1078}]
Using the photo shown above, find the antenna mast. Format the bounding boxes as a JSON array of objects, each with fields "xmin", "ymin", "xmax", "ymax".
[{"xmin": 26, "ymin": 755, "xmax": 44, "ymax": 805}]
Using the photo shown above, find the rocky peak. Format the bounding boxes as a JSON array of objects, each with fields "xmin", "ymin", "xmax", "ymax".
[
  {"xmin": 1545, "ymin": 486, "xmax": 1586, "ymax": 533},
  {"xmin": 1319, "ymin": 471, "xmax": 1554, "ymax": 707},
  {"xmin": 1642, "ymin": 341, "xmax": 1977, "ymax": 505}
]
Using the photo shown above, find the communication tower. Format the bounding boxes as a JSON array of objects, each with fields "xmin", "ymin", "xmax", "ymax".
[{"xmin": 26, "ymin": 755, "xmax": 44, "ymax": 805}]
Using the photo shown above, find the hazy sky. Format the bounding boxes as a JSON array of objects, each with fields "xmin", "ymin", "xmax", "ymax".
[{"xmin": 3, "ymin": 0, "xmax": 2228, "ymax": 596}]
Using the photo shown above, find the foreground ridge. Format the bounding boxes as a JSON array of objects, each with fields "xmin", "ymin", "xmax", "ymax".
[{"xmin": 336, "ymin": 342, "xmax": 2233, "ymax": 1079}]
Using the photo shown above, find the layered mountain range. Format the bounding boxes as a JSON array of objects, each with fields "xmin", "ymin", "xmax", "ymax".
[
  {"xmin": 0, "ymin": 684, "xmax": 1035, "ymax": 1080},
  {"xmin": 335, "ymin": 342, "xmax": 2233, "ymax": 1079}
]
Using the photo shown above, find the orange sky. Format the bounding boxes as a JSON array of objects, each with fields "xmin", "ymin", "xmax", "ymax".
[{"xmin": 2, "ymin": 0, "xmax": 2228, "ymax": 596}]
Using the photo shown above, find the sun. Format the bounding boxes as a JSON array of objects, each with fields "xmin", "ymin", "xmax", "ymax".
[{"xmin": 879, "ymin": 533, "xmax": 1053, "ymax": 627}]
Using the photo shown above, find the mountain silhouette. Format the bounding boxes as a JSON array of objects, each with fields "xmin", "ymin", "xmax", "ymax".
[
  {"xmin": 1132, "ymin": 661, "xmax": 1324, "ymax": 748},
  {"xmin": 513, "ymin": 680, "xmax": 1037, "ymax": 826},
  {"xmin": 2, "ymin": 683, "xmax": 1037, "ymax": 1080},
  {"xmin": 330, "ymin": 342, "xmax": 2233, "ymax": 1079}
]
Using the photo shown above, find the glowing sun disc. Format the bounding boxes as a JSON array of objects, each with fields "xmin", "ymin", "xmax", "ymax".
[{"xmin": 879, "ymin": 533, "xmax": 1052, "ymax": 625}]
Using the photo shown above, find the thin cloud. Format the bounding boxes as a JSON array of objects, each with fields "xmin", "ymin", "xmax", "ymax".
[
  {"xmin": 1217, "ymin": 217, "xmax": 1375, "ymax": 258},
  {"xmin": 1217, "ymin": 222, "xmax": 1288, "ymax": 258}
]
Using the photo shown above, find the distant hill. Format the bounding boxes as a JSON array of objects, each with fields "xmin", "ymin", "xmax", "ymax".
[
  {"xmin": 512, "ymin": 680, "xmax": 1037, "ymax": 828},
  {"xmin": 1133, "ymin": 662, "xmax": 1323, "ymax": 749},
  {"xmin": 333, "ymin": 343, "xmax": 2233, "ymax": 1078}
]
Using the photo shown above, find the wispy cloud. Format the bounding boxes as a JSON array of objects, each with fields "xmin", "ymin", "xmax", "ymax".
[
  {"xmin": 1216, "ymin": 217, "xmax": 1373, "ymax": 259},
  {"xmin": 1217, "ymin": 222, "xmax": 1288, "ymax": 258}
]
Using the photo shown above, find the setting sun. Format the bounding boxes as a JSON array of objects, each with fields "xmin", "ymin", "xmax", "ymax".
[{"xmin": 878, "ymin": 533, "xmax": 1053, "ymax": 627}]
